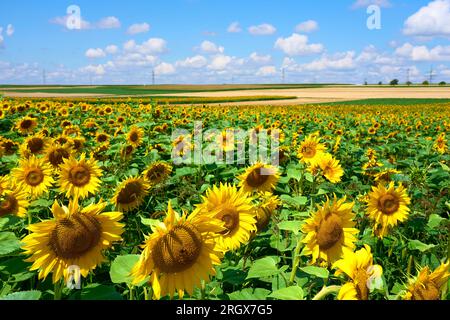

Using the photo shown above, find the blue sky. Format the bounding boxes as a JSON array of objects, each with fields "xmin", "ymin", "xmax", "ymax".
[{"xmin": 1, "ymin": 0, "xmax": 450, "ymax": 84}]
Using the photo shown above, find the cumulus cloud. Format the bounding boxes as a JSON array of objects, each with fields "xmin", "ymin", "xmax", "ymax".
[
  {"xmin": 198, "ymin": 40, "xmax": 224, "ymax": 54},
  {"xmin": 127, "ymin": 23, "xmax": 150, "ymax": 35},
  {"xmin": 80, "ymin": 64, "xmax": 106, "ymax": 75},
  {"xmin": 351, "ymin": 0, "xmax": 392, "ymax": 9},
  {"xmin": 302, "ymin": 52, "xmax": 356, "ymax": 71},
  {"xmin": 208, "ymin": 54, "xmax": 232, "ymax": 70},
  {"xmin": 85, "ymin": 48, "xmax": 106, "ymax": 59},
  {"xmin": 249, "ymin": 52, "xmax": 272, "ymax": 64},
  {"xmin": 395, "ymin": 43, "xmax": 450, "ymax": 61},
  {"xmin": 227, "ymin": 22, "xmax": 242, "ymax": 33},
  {"xmin": 403, "ymin": 0, "xmax": 450, "ymax": 37},
  {"xmin": 256, "ymin": 66, "xmax": 277, "ymax": 76},
  {"xmin": 97, "ymin": 16, "xmax": 121, "ymax": 29},
  {"xmin": 50, "ymin": 15, "xmax": 120, "ymax": 30},
  {"xmin": 274, "ymin": 33, "xmax": 324, "ymax": 56},
  {"xmin": 248, "ymin": 23, "xmax": 276, "ymax": 35},
  {"xmin": 154, "ymin": 62, "xmax": 176, "ymax": 75},
  {"xmin": 295, "ymin": 20, "xmax": 319, "ymax": 33},
  {"xmin": 6, "ymin": 24, "xmax": 14, "ymax": 36},
  {"xmin": 124, "ymin": 38, "xmax": 168, "ymax": 55},
  {"xmin": 105, "ymin": 45, "xmax": 119, "ymax": 55},
  {"xmin": 176, "ymin": 55, "xmax": 208, "ymax": 68}
]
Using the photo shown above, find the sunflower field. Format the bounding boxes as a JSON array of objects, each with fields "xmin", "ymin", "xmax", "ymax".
[{"xmin": 0, "ymin": 98, "xmax": 449, "ymax": 301}]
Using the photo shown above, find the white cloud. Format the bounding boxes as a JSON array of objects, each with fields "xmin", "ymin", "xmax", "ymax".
[
  {"xmin": 248, "ymin": 23, "xmax": 276, "ymax": 35},
  {"xmin": 97, "ymin": 16, "xmax": 121, "ymax": 29},
  {"xmin": 176, "ymin": 55, "xmax": 208, "ymax": 68},
  {"xmin": 6, "ymin": 24, "xmax": 14, "ymax": 36},
  {"xmin": 249, "ymin": 52, "xmax": 272, "ymax": 64},
  {"xmin": 295, "ymin": 20, "xmax": 319, "ymax": 33},
  {"xmin": 85, "ymin": 48, "xmax": 106, "ymax": 59},
  {"xmin": 227, "ymin": 22, "xmax": 242, "ymax": 33},
  {"xmin": 256, "ymin": 66, "xmax": 277, "ymax": 76},
  {"xmin": 208, "ymin": 54, "xmax": 232, "ymax": 70},
  {"xmin": 302, "ymin": 52, "xmax": 356, "ymax": 71},
  {"xmin": 403, "ymin": 0, "xmax": 450, "ymax": 37},
  {"xmin": 395, "ymin": 43, "xmax": 450, "ymax": 61},
  {"xmin": 351, "ymin": 0, "xmax": 392, "ymax": 9},
  {"xmin": 124, "ymin": 38, "xmax": 168, "ymax": 55},
  {"xmin": 50, "ymin": 16, "xmax": 120, "ymax": 30},
  {"xmin": 105, "ymin": 45, "xmax": 119, "ymax": 55},
  {"xmin": 154, "ymin": 62, "xmax": 175, "ymax": 75},
  {"xmin": 81, "ymin": 64, "xmax": 106, "ymax": 75},
  {"xmin": 199, "ymin": 40, "xmax": 224, "ymax": 54},
  {"xmin": 127, "ymin": 23, "xmax": 150, "ymax": 35},
  {"xmin": 274, "ymin": 33, "xmax": 324, "ymax": 56}
]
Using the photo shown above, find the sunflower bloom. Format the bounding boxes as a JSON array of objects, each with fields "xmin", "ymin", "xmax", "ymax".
[
  {"xmin": 333, "ymin": 245, "xmax": 383, "ymax": 300},
  {"xmin": 131, "ymin": 201, "xmax": 224, "ymax": 299},
  {"xmin": 58, "ymin": 153, "xmax": 102, "ymax": 199},
  {"xmin": 238, "ymin": 162, "xmax": 280, "ymax": 194},
  {"xmin": 194, "ymin": 183, "xmax": 256, "ymax": 251},
  {"xmin": 366, "ymin": 182, "xmax": 410, "ymax": 238},
  {"xmin": 15, "ymin": 116, "xmax": 38, "ymax": 135},
  {"xmin": 127, "ymin": 126, "xmax": 145, "ymax": 148},
  {"xmin": 112, "ymin": 177, "xmax": 150, "ymax": 212},
  {"xmin": 297, "ymin": 134, "xmax": 326, "ymax": 164},
  {"xmin": 301, "ymin": 196, "xmax": 359, "ymax": 264},
  {"xmin": 11, "ymin": 155, "xmax": 54, "ymax": 198},
  {"xmin": 402, "ymin": 262, "xmax": 450, "ymax": 300},
  {"xmin": 142, "ymin": 162, "xmax": 172, "ymax": 185},
  {"xmin": 0, "ymin": 187, "xmax": 29, "ymax": 218},
  {"xmin": 309, "ymin": 153, "xmax": 344, "ymax": 183},
  {"xmin": 22, "ymin": 199, "xmax": 124, "ymax": 283}
]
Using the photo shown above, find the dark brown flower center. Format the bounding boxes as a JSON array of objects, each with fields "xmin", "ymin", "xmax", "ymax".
[
  {"xmin": 302, "ymin": 145, "xmax": 316, "ymax": 158},
  {"xmin": 378, "ymin": 194, "xmax": 400, "ymax": 215},
  {"xmin": 20, "ymin": 119, "xmax": 33, "ymax": 129},
  {"xmin": 27, "ymin": 138, "xmax": 44, "ymax": 154},
  {"xmin": 217, "ymin": 207, "xmax": 239, "ymax": 235},
  {"xmin": 246, "ymin": 167, "xmax": 269, "ymax": 188},
  {"xmin": 129, "ymin": 131, "xmax": 139, "ymax": 142},
  {"xmin": 117, "ymin": 181, "xmax": 143, "ymax": 205},
  {"xmin": 48, "ymin": 148, "xmax": 70, "ymax": 167},
  {"xmin": 412, "ymin": 281, "xmax": 440, "ymax": 300},
  {"xmin": 25, "ymin": 168, "xmax": 44, "ymax": 186},
  {"xmin": 316, "ymin": 213, "xmax": 343, "ymax": 250},
  {"xmin": 0, "ymin": 195, "xmax": 18, "ymax": 217},
  {"xmin": 69, "ymin": 165, "xmax": 91, "ymax": 187},
  {"xmin": 49, "ymin": 213, "xmax": 102, "ymax": 259},
  {"xmin": 152, "ymin": 224, "xmax": 202, "ymax": 273}
]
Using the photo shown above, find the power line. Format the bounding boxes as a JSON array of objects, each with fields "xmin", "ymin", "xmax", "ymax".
[
  {"xmin": 429, "ymin": 65, "xmax": 434, "ymax": 84},
  {"xmin": 152, "ymin": 69, "xmax": 155, "ymax": 85}
]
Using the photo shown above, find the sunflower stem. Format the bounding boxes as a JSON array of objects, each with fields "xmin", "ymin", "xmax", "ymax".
[
  {"xmin": 288, "ymin": 236, "xmax": 303, "ymax": 286},
  {"xmin": 54, "ymin": 280, "xmax": 63, "ymax": 300},
  {"xmin": 406, "ymin": 255, "xmax": 414, "ymax": 276},
  {"xmin": 128, "ymin": 285, "xmax": 134, "ymax": 300},
  {"xmin": 200, "ymin": 280, "xmax": 206, "ymax": 300},
  {"xmin": 312, "ymin": 285, "xmax": 341, "ymax": 300}
]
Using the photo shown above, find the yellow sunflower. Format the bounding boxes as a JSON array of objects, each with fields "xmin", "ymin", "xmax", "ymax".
[
  {"xmin": 194, "ymin": 183, "xmax": 256, "ymax": 251},
  {"xmin": 11, "ymin": 155, "xmax": 54, "ymax": 198},
  {"xmin": 58, "ymin": 153, "xmax": 102, "ymax": 199},
  {"xmin": 142, "ymin": 161, "xmax": 173, "ymax": 185},
  {"xmin": 19, "ymin": 133, "xmax": 49, "ymax": 158},
  {"xmin": 297, "ymin": 134, "xmax": 326, "ymax": 164},
  {"xmin": 131, "ymin": 201, "xmax": 224, "ymax": 299},
  {"xmin": 126, "ymin": 126, "xmax": 145, "ymax": 148},
  {"xmin": 44, "ymin": 143, "xmax": 74, "ymax": 170},
  {"xmin": 309, "ymin": 153, "xmax": 344, "ymax": 183},
  {"xmin": 366, "ymin": 182, "xmax": 410, "ymax": 238},
  {"xmin": 333, "ymin": 245, "xmax": 383, "ymax": 300},
  {"xmin": 112, "ymin": 177, "xmax": 150, "ymax": 212},
  {"xmin": 301, "ymin": 196, "xmax": 359, "ymax": 264},
  {"xmin": 238, "ymin": 162, "xmax": 280, "ymax": 194},
  {"xmin": 22, "ymin": 199, "xmax": 124, "ymax": 283},
  {"xmin": 374, "ymin": 169, "xmax": 401, "ymax": 184},
  {"xmin": 254, "ymin": 192, "xmax": 281, "ymax": 233},
  {"xmin": 402, "ymin": 262, "xmax": 450, "ymax": 300},
  {"xmin": 0, "ymin": 187, "xmax": 29, "ymax": 218},
  {"xmin": 15, "ymin": 116, "xmax": 38, "ymax": 135}
]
